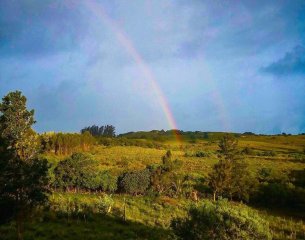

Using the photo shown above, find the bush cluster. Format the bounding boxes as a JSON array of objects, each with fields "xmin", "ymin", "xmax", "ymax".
[
  {"xmin": 171, "ymin": 200, "xmax": 271, "ymax": 240},
  {"xmin": 54, "ymin": 153, "xmax": 117, "ymax": 192},
  {"xmin": 184, "ymin": 151, "xmax": 211, "ymax": 157},
  {"xmin": 50, "ymin": 194, "xmax": 114, "ymax": 218},
  {"xmin": 253, "ymin": 168, "xmax": 305, "ymax": 210},
  {"xmin": 52, "ymin": 151, "xmax": 187, "ymax": 198},
  {"xmin": 98, "ymin": 137, "xmax": 166, "ymax": 149}
]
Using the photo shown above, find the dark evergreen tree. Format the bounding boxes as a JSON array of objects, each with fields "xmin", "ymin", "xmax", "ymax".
[{"xmin": 0, "ymin": 91, "xmax": 49, "ymax": 240}]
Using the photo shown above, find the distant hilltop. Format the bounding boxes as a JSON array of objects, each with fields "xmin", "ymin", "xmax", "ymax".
[{"xmin": 118, "ymin": 130, "xmax": 305, "ymax": 142}]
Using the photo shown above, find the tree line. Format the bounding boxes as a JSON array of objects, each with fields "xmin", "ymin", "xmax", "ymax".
[
  {"xmin": 81, "ymin": 125, "xmax": 115, "ymax": 137},
  {"xmin": 40, "ymin": 132, "xmax": 95, "ymax": 155}
]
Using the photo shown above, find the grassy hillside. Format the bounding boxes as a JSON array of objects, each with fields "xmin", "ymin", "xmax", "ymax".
[
  {"xmin": 46, "ymin": 133, "xmax": 305, "ymax": 177},
  {"xmin": 118, "ymin": 130, "xmax": 305, "ymax": 144},
  {"xmin": 2, "ymin": 133, "xmax": 305, "ymax": 239}
]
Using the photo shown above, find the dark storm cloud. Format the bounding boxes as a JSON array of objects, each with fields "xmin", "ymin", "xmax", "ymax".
[
  {"xmin": 0, "ymin": 0, "xmax": 87, "ymax": 58},
  {"xmin": 262, "ymin": 45, "xmax": 305, "ymax": 76},
  {"xmin": 176, "ymin": 0, "xmax": 305, "ymax": 58}
]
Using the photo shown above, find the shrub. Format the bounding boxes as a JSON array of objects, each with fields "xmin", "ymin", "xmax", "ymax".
[
  {"xmin": 288, "ymin": 153, "xmax": 305, "ymax": 162},
  {"xmin": 119, "ymin": 169, "xmax": 151, "ymax": 195},
  {"xmin": 254, "ymin": 168, "xmax": 305, "ymax": 210},
  {"xmin": 148, "ymin": 151, "xmax": 183, "ymax": 196},
  {"xmin": 94, "ymin": 195, "xmax": 114, "ymax": 214},
  {"xmin": 241, "ymin": 147, "xmax": 255, "ymax": 155},
  {"xmin": 54, "ymin": 153, "xmax": 98, "ymax": 190},
  {"xmin": 254, "ymin": 182, "xmax": 305, "ymax": 210},
  {"xmin": 257, "ymin": 168, "xmax": 288, "ymax": 183},
  {"xmin": 53, "ymin": 153, "xmax": 118, "ymax": 192},
  {"xmin": 184, "ymin": 151, "xmax": 210, "ymax": 158},
  {"xmin": 290, "ymin": 169, "xmax": 305, "ymax": 188},
  {"xmin": 99, "ymin": 171, "xmax": 118, "ymax": 193},
  {"xmin": 171, "ymin": 200, "xmax": 271, "ymax": 240},
  {"xmin": 258, "ymin": 150, "xmax": 277, "ymax": 157},
  {"xmin": 161, "ymin": 150, "xmax": 182, "ymax": 172},
  {"xmin": 195, "ymin": 151, "xmax": 209, "ymax": 157},
  {"xmin": 49, "ymin": 194, "xmax": 114, "ymax": 217}
]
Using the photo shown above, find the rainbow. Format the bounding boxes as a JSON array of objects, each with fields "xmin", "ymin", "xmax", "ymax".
[{"xmin": 83, "ymin": 0, "xmax": 182, "ymax": 142}]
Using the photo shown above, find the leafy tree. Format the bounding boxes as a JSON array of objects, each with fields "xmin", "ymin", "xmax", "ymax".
[
  {"xmin": 148, "ymin": 150, "xmax": 183, "ymax": 196},
  {"xmin": 209, "ymin": 159, "xmax": 232, "ymax": 201},
  {"xmin": 209, "ymin": 134, "xmax": 239, "ymax": 201},
  {"xmin": 209, "ymin": 134, "xmax": 254, "ymax": 201},
  {"xmin": 230, "ymin": 160, "xmax": 258, "ymax": 202},
  {"xmin": 171, "ymin": 200, "xmax": 271, "ymax": 240},
  {"xmin": 218, "ymin": 134, "xmax": 239, "ymax": 162},
  {"xmin": 0, "ymin": 91, "xmax": 49, "ymax": 240}
]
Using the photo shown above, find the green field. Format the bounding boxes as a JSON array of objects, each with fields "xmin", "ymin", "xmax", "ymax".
[{"xmin": 2, "ymin": 133, "xmax": 305, "ymax": 239}]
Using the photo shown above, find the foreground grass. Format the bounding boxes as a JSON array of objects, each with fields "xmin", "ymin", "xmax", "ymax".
[
  {"xmin": 49, "ymin": 192, "xmax": 190, "ymax": 228},
  {"xmin": 1, "ymin": 192, "xmax": 304, "ymax": 240},
  {"xmin": 0, "ymin": 214, "xmax": 170, "ymax": 240}
]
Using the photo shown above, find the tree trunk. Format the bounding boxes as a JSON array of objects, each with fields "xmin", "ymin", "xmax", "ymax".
[
  {"xmin": 213, "ymin": 191, "xmax": 216, "ymax": 202},
  {"xmin": 16, "ymin": 211, "xmax": 24, "ymax": 240},
  {"xmin": 192, "ymin": 190, "xmax": 198, "ymax": 202},
  {"xmin": 123, "ymin": 197, "xmax": 127, "ymax": 222}
]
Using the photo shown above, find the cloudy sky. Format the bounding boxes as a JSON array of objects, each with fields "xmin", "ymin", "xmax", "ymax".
[{"xmin": 0, "ymin": 0, "xmax": 304, "ymax": 134}]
